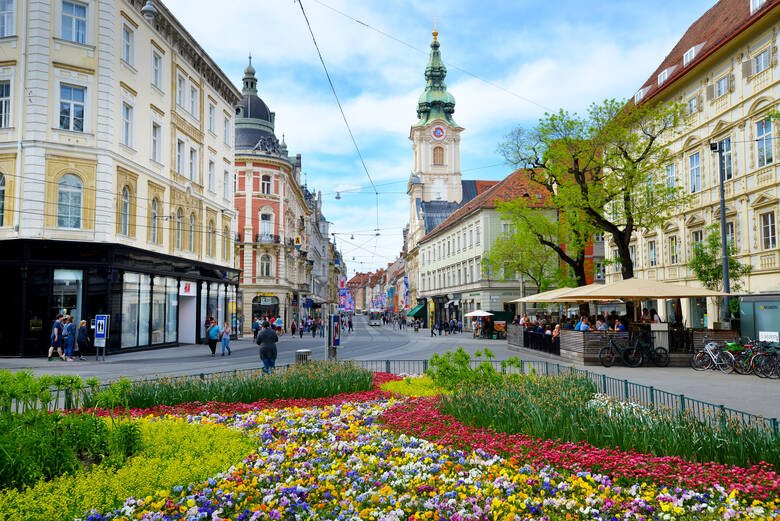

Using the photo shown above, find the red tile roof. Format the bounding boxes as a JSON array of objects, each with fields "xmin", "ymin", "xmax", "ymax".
[
  {"xmin": 422, "ymin": 170, "xmax": 548, "ymax": 242},
  {"xmin": 639, "ymin": 0, "xmax": 779, "ymax": 104}
]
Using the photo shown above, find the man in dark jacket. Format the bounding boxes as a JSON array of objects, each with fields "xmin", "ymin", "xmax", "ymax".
[{"xmin": 256, "ymin": 321, "xmax": 278, "ymax": 373}]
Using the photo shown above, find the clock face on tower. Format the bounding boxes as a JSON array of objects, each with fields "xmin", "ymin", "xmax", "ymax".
[{"xmin": 431, "ymin": 125, "xmax": 446, "ymax": 141}]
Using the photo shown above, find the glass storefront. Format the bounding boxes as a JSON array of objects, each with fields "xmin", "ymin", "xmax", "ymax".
[
  {"xmin": 207, "ymin": 282, "xmax": 218, "ymax": 323},
  {"xmin": 138, "ymin": 274, "xmax": 150, "ymax": 346},
  {"xmin": 151, "ymin": 277, "xmax": 165, "ymax": 344},
  {"xmin": 200, "ymin": 281, "xmax": 208, "ymax": 337},
  {"xmin": 165, "ymin": 277, "xmax": 177, "ymax": 343},
  {"xmin": 52, "ymin": 269, "xmax": 83, "ymax": 324},
  {"xmin": 689, "ymin": 297, "xmax": 707, "ymax": 328},
  {"xmin": 121, "ymin": 272, "xmax": 139, "ymax": 348},
  {"xmin": 217, "ymin": 283, "xmax": 225, "ymax": 326}
]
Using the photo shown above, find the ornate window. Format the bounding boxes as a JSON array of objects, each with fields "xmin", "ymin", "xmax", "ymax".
[
  {"xmin": 433, "ymin": 146, "xmax": 444, "ymax": 165},
  {"xmin": 689, "ymin": 152, "xmax": 701, "ymax": 193},
  {"xmin": 261, "ymin": 175, "xmax": 271, "ymax": 194},
  {"xmin": 757, "ymin": 119, "xmax": 773, "ymax": 168},
  {"xmin": 150, "ymin": 198, "xmax": 159, "ymax": 243},
  {"xmin": 207, "ymin": 221, "xmax": 214, "ymax": 256},
  {"xmin": 175, "ymin": 208, "xmax": 182, "ymax": 249},
  {"xmin": 260, "ymin": 254, "xmax": 271, "ymax": 277},
  {"xmin": 761, "ymin": 211, "xmax": 776, "ymax": 250},
  {"xmin": 0, "ymin": 172, "xmax": 5, "ymax": 226},
  {"xmin": 189, "ymin": 214, "xmax": 195, "ymax": 251},
  {"xmin": 223, "ymin": 226, "xmax": 230, "ymax": 260},
  {"xmin": 57, "ymin": 174, "xmax": 82, "ymax": 228},
  {"xmin": 120, "ymin": 187, "xmax": 130, "ymax": 236}
]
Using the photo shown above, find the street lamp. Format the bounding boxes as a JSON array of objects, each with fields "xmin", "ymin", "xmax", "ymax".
[{"xmin": 710, "ymin": 140, "xmax": 730, "ymax": 322}]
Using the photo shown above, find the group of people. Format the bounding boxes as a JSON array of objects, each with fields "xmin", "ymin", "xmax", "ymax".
[
  {"xmin": 430, "ymin": 318, "xmax": 463, "ymax": 337},
  {"xmin": 47, "ymin": 314, "xmax": 89, "ymax": 361},
  {"xmin": 205, "ymin": 317, "xmax": 232, "ymax": 357},
  {"xmin": 515, "ymin": 307, "xmax": 657, "ymax": 340}
]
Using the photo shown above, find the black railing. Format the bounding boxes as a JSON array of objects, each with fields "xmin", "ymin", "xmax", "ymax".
[
  {"xmin": 255, "ymin": 233, "xmax": 280, "ymax": 244},
  {"xmin": 523, "ymin": 330, "xmax": 560, "ymax": 355}
]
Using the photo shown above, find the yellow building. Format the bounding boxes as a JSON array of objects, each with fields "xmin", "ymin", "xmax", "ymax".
[
  {"xmin": 0, "ymin": 0, "xmax": 241, "ymax": 356},
  {"xmin": 614, "ymin": 0, "xmax": 780, "ymax": 335}
]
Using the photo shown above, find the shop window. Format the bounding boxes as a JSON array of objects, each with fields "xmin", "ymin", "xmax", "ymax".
[
  {"xmin": 121, "ymin": 272, "xmax": 139, "ymax": 348},
  {"xmin": 52, "ymin": 269, "xmax": 82, "ymax": 326},
  {"xmin": 165, "ymin": 277, "xmax": 177, "ymax": 343},
  {"xmin": 151, "ymin": 276, "xmax": 165, "ymax": 344}
]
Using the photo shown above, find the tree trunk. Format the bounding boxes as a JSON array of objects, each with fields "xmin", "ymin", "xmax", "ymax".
[{"xmin": 613, "ymin": 234, "xmax": 635, "ymax": 280}]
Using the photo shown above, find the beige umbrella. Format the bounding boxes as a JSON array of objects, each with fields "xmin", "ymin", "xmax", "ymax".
[
  {"xmin": 552, "ymin": 278, "xmax": 727, "ymax": 300},
  {"xmin": 464, "ymin": 310, "xmax": 494, "ymax": 317},
  {"xmin": 510, "ymin": 286, "xmax": 577, "ymax": 303}
]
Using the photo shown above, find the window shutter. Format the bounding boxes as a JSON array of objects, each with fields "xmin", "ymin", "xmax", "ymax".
[
  {"xmin": 742, "ymin": 59, "xmax": 753, "ymax": 78},
  {"xmin": 706, "ymin": 84, "xmax": 715, "ymax": 101}
]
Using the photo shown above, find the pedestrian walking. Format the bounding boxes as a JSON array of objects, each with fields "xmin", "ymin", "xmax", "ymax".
[
  {"xmin": 256, "ymin": 320, "xmax": 278, "ymax": 374},
  {"xmin": 311, "ymin": 319, "xmax": 317, "ymax": 338},
  {"xmin": 299, "ymin": 320, "xmax": 304, "ymax": 338},
  {"xmin": 290, "ymin": 319, "xmax": 297, "ymax": 337},
  {"xmin": 47, "ymin": 314, "xmax": 65, "ymax": 361},
  {"xmin": 207, "ymin": 318, "xmax": 220, "ymax": 357},
  {"xmin": 438, "ymin": 320, "xmax": 443, "ymax": 336},
  {"xmin": 458, "ymin": 319, "xmax": 463, "ymax": 334},
  {"xmin": 347, "ymin": 317, "xmax": 353, "ymax": 333},
  {"xmin": 275, "ymin": 316, "xmax": 283, "ymax": 334},
  {"xmin": 63, "ymin": 316, "xmax": 75, "ymax": 361},
  {"xmin": 251, "ymin": 316, "xmax": 260, "ymax": 340},
  {"xmin": 221, "ymin": 321, "xmax": 232, "ymax": 356},
  {"xmin": 76, "ymin": 319, "xmax": 89, "ymax": 361}
]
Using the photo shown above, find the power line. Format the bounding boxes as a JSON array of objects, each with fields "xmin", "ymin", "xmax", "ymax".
[
  {"xmin": 310, "ymin": 0, "xmax": 552, "ymax": 112},
  {"xmin": 295, "ymin": 0, "xmax": 381, "ymax": 235}
]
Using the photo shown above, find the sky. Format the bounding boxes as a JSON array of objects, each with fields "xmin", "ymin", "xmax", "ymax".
[{"xmin": 166, "ymin": 0, "xmax": 717, "ymax": 277}]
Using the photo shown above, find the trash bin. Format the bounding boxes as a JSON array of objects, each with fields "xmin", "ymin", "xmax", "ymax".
[{"xmin": 295, "ymin": 349, "xmax": 312, "ymax": 364}]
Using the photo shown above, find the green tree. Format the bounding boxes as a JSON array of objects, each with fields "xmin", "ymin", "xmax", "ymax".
[
  {"xmin": 493, "ymin": 195, "xmax": 593, "ymax": 286},
  {"xmin": 499, "ymin": 98, "xmax": 690, "ymax": 280},
  {"xmin": 484, "ymin": 225, "xmax": 560, "ymax": 293},
  {"xmin": 688, "ymin": 223, "xmax": 752, "ymax": 315}
]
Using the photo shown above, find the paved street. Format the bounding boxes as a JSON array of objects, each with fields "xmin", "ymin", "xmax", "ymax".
[{"xmin": 1, "ymin": 314, "xmax": 778, "ymax": 419}]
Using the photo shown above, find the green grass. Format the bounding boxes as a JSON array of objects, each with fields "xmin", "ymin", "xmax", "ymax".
[
  {"xmin": 85, "ymin": 360, "xmax": 374, "ymax": 409},
  {"xmin": 440, "ymin": 374, "xmax": 780, "ymax": 468}
]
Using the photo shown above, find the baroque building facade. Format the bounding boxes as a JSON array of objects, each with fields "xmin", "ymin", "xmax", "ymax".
[
  {"xmin": 233, "ymin": 58, "xmax": 313, "ymax": 333},
  {"xmin": 0, "ymin": 0, "xmax": 240, "ymax": 356},
  {"xmin": 619, "ymin": 0, "xmax": 780, "ymax": 335}
]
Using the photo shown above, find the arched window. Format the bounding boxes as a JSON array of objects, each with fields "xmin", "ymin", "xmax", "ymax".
[
  {"xmin": 433, "ymin": 146, "xmax": 444, "ymax": 165},
  {"xmin": 150, "ymin": 198, "xmax": 159, "ymax": 243},
  {"xmin": 260, "ymin": 254, "xmax": 271, "ymax": 277},
  {"xmin": 120, "ymin": 187, "xmax": 130, "ymax": 235},
  {"xmin": 223, "ymin": 226, "xmax": 229, "ymax": 260},
  {"xmin": 175, "ymin": 208, "xmax": 182, "ymax": 249},
  {"xmin": 57, "ymin": 174, "xmax": 83, "ymax": 228},
  {"xmin": 189, "ymin": 214, "xmax": 195, "ymax": 251},
  {"xmin": 207, "ymin": 220, "xmax": 215, "ymax": 256},
  {"xmin": 261, "ymin": 175, "xmax": 271, "ymax": 194},
  {"xmin": 0, "ymin": 173, "xmax": 5, "ymax": 227}
]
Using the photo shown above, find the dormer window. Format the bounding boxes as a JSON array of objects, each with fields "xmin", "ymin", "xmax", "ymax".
[
  {"xmin": 750, "ymin": 0, "xmax": 766, "ymax": 14},
  {"xmin": 683, "ymin": 47, "xmax": 696, "ymax": 67},
  {"xmin": 634, "ymin": 87, "xmax": 648, "ymax": 103},
  {"xmin": 657, "ymin": 70, "xmax": 668, "ymax": 86}
]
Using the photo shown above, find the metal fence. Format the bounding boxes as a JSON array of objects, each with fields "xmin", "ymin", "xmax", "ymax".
[{"xmin": 12, "ymin": 358, "xmax": 779, "ymax": 433}]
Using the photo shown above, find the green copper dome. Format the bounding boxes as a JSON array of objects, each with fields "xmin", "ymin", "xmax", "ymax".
[{"xmin": 414, "ymin": 30, "xmax": 457, "ymax": 128}]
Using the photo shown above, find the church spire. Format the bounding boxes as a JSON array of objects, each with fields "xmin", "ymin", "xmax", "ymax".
[
  {"xmin": 414, "ymin": 29, "xmax": 457, "ymax": 128},
  {"xmin": 242, "ymin": 53, "xmax": 257, "ymax": 96}
]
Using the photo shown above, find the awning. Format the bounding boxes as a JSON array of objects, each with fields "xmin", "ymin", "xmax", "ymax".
[
  {"xmin": 408, "ymin": 304, "xmax": 425, "ymax": 317},
  {"xmin": 553, "ymin": 278, "xmax": 728, "ymax": 301}
]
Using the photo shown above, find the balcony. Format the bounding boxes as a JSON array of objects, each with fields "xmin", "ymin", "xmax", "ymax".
[
  {"xmin": 255, "ymin": 233, "xmax": 280, "ymax": 244},
  {"xmin": 759, "ymin": 251, "xmax": 778, "ymax": 270},
  {"xmin": 756, "ymin": 166, "xmax": 774, "ymax": 187}
]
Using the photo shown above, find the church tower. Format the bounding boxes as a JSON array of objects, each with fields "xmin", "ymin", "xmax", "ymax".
[{"xmin": 408, "ymin": 29, "xmax": 464, "ymax": 206}]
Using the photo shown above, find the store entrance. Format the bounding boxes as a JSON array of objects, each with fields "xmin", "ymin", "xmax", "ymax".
[{"xmin": 252, "ymin": 295, "xmax": 279, "ymax": 320}]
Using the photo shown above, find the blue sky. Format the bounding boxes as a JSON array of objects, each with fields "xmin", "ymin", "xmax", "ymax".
[{"xmin": 167, "ymin": 0, "xmax": 716, "ymax": 276}]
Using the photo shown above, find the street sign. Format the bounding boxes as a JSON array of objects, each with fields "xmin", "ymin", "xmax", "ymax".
[{"xmin": 94, "ymin": 314, "xmax": 109, "ymax": 361}]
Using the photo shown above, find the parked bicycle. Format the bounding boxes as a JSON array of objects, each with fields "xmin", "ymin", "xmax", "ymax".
[
  {"xmin": 633, "ymin": 336, "xmax": 670, "ymax": 367},
  {"xmin": 599, "ymin": 335, "xmax": 643, "ymax": 368},
  {"xmin": 691, "ymin": 340, "xmax": 735, "ymax": 374}
]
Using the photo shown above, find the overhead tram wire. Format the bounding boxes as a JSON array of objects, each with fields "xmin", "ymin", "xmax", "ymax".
[
  {"xmin": 310, "ymin": 0, "xmax": 552, "ymax": 112},
  {"xmin": 295, "ymin": 0, "xmax": 381, "ymax": 235}
]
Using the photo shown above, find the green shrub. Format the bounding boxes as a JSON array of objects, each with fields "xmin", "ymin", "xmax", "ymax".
[
  {"xmin": 0, "ymin": 420, "xmax": 256, "ymax": 521},
  {"xmin": 84, "ymin": 360, "xmax": 374, "ymax": 410},
  {"xmin": 0, "ymin": 411, "xmax": 141, "ymax": 490},
  {"xmin": 440, "ymin": 374, "xmax": 780, "ymax": 468},
  {"xmin": 427, "ymin": 347, "xmax": 522, "ymax": 390},
  {"xmin": 0, "ymin": 369, "xmax": 100, "ymax": 412}
]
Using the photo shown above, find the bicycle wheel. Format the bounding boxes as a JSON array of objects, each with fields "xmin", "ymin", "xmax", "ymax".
[
  {"xmin": 769, "ymin": 356, "xmax": 780, "ymax": 379},
  {"xmin": 753, "ymin": 354, "xmax": 772, "ymax": 378},
  {"xmin": 691, "ymin": 351, "xmax": 712, "ymax": 371},
  {"xmin": 715, "ymin": 350, "xmax": 735, "ymax": 374},
  {"xmin": 599, "ymin": 346, "xmax": 617, "ymax": 367},
  {"xmin": 622, "ymin": 347, "xmax": 643, "ymax": 368},
  {"xmin": 652, "ymin": 347, "xmax": 670, "ymax": 367},
  {"xmin": 732, "ymin": 353, "xmax": 752, "ymax": 375}
]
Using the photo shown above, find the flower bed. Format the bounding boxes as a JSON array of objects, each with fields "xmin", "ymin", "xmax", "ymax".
[
  {"xmin": 381, "ymin": 396, "xmax": 780, "ymax": 501},
  {"xmin": 82, "ymin": 400, "xmax": 778, "ymax": 521}
]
